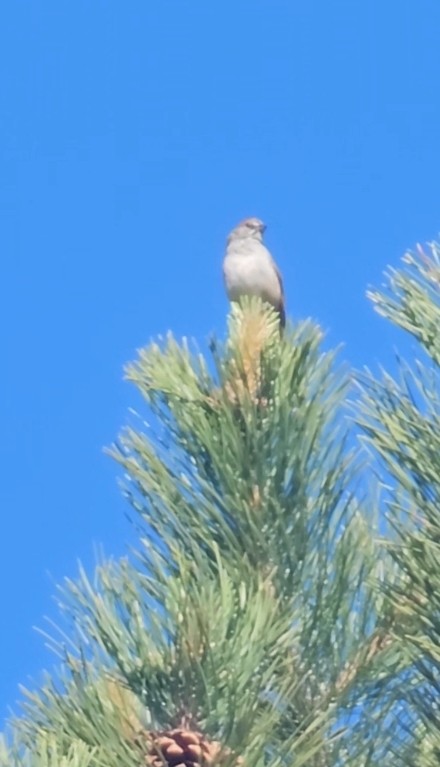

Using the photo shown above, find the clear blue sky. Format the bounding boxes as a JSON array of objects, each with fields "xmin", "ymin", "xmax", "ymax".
[{"xmin": 1, "ymin": 0, "xmax": 440, "ymax": 725}]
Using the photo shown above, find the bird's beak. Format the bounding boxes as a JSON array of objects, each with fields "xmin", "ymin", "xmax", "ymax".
[{"xmin": 260, "ymin": 223, "xmax": 267, "ymax": 234}]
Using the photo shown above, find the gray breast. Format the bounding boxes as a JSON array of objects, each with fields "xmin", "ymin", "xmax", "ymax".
[{"xmin": 223, "ymin": 250, "xmax": 281, "ymax": 307}]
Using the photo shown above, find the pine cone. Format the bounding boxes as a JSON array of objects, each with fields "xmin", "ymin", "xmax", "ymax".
[{"xmin": 142, "ymin": 728, "xmax": 243, "ymax": 767}]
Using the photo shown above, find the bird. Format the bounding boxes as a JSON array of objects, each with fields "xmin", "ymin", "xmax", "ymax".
[{"xmin": 223, "ymin": 217, "xmax": 285, "ymax": 329}]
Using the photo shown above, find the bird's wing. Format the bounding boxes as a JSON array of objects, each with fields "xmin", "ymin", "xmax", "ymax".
[
  {"xmin": 268, "ymin": 253, "xmax": 286, "ymax": 329},
  {"xmin": 273, "ymin": 259, "xmax": 284, "ymax": 301}
]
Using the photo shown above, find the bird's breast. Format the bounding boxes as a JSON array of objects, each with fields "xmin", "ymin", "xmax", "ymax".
[{"xmin": 223, "ymin": 251, "xmax": 281, "ymax": 306}]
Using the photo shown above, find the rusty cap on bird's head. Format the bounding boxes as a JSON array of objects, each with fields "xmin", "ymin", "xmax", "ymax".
[{"xmin": 227, "ymin": 216, "xmax": 267, "ymax": 242}]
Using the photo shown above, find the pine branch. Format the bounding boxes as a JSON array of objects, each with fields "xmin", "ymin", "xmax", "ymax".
[
  {"xmin": 367, "ymin": 241, "xmax": 440, "ymax": 364},
  {"xmin": 358, "ymin": 239, "xmax": 440, "ymax": 765},
  {"xmin": 3, "ymin": 299, "xmax": 390, "ymax": 766}
]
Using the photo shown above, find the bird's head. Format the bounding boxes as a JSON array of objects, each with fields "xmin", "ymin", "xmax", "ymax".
[{"xmin": 227, "ymin": 217, "xmax": 267, "ymax": 243}]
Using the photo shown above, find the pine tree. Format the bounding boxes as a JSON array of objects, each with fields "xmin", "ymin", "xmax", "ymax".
[
  {"xmin": 358, "ymin": 241, "xmax": 440, "ymax": 765},
  {"xmin": 1, "ymin": 297, "xmax": 409, "ymax": 767}
]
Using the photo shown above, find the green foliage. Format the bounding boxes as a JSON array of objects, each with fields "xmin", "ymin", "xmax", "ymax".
[
  {"xmin": 367, "ymin": 242, "xmax": 440, "ymax": 364},
  {"xmin": 0, "ymin": 734, "xmax": 99, "ymax": 767},
  {"xmin": 358, "ymin": 241, "xmax": 440, "ymax": 765},
  {"xmin": 1, "ymin": 298, "xmax": 399, "ymax": 766}
]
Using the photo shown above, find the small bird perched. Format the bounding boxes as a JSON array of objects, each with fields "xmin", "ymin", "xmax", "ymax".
[{"xmin": 223, "ymin": 217, "xmax": 285, "ymax": 329}]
